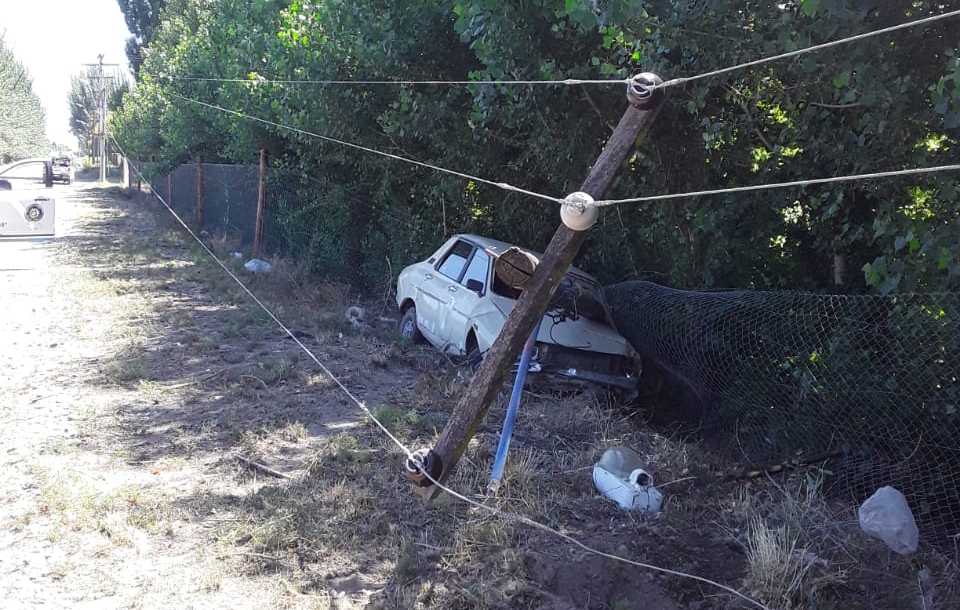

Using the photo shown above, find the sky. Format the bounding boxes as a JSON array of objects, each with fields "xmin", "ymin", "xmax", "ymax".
[{"xmin": 1, "ymin": 0, "xmax": 131, "ymax": 150}]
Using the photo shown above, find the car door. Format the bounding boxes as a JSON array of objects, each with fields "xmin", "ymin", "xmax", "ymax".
[
  {"xmin": 416, "ymin": 239, "xmax": 473, "ymax": 344},
  {"xmin": 440, "ymin": 247, "xmax": 490, "ymax": 352}
]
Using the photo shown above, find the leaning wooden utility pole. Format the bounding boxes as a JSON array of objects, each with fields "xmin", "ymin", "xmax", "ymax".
[{"xmin": 406, "ymin": 74, "xmax": 666, "ymax": 499}]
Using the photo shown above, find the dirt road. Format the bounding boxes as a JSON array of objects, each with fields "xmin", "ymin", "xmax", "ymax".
[
  {"xmin": 0, "ymin": 182, "xmax": 369, "ymax": 609},
  {"xmin": 6, "ymin": 181, "xmax": 875, "ymax": 610}
]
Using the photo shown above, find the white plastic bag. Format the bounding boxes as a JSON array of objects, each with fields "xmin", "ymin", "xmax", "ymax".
[
  {"xmin": 244, "ymin": 258, "xmax": 272, "ymax": 274},
  {"xmin": 858, "ymin": 486, "xmax": 918, "ymax": 555}
]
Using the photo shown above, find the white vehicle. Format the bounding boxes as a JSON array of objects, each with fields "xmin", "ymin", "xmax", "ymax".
[
  {"xmin": 396, "ymin": 234, "xmax": 640, "ymax": 395},
  {"xmin": 0, "ymin": 159, "xmax": 56, "ymax": 237}
]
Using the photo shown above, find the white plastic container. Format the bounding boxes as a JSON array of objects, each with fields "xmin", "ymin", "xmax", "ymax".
[{"xmin": 593, "ymin": 446, "xmax": 663, "ymax": 513}]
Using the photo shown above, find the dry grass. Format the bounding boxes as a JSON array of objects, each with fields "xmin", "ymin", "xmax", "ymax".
[{"xmin": 12, "ymin": 184, "xmax": 958, "ymax": 610}]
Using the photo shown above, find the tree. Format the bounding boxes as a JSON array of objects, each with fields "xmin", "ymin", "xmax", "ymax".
[
  {"xmin": 112, "ymin": 0, "xmax": 960, "ymax": 293},
  {"xmin": 117, "ymin": 0, "xmax": 166, "ymax": 77},
  {"xmin": 0, "ymin": 34, "xmax": 48, "ymax": 163},
  {"xmin": 69, "ymin": 68, "xmax": 130, "ymax": 157}
]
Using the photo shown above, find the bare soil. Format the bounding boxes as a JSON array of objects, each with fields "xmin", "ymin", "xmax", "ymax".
[{"xmin": 1, "ymin": 181, "xmax": 954, "ymax": 610}]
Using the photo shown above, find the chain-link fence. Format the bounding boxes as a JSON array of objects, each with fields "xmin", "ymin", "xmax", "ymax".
[
  {"xmin": 145, "ymin": 162, "xmax": 262, "ymax": 246},
  {"xmin": 263, "ymin": 168, "xmax": 451, "ymax": 292},
  {"xmin": 607, "ymin": 281, "xmax": 960, "ymax": 546},
  {"xmin": 136, "ymin": 160, "xmax": 453, "ymax": 293}
]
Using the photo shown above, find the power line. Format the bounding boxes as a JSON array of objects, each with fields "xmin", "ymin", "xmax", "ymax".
[
  {"xmin": 111, "ymin": 137, "xmax": 772, "ymax": 610},
  {"xmin": 657, "ymin": 8, "xmax": 960, "ymax": 89},
  {"xmin": 172, "ymin": 93, "xmax": 960, "ymax": 210},
  {"xmin": 158, "ymin": 76, "xmax": 627, "ymax": 86},
  {"xmin": 143, "ymin": 9, "xmax": 960, "ymax": 91},
  {"xmin": 171, "ymin": 93, "xmax": 563, "ymax": 205},
  {"xmin": 591, "ymin": 165, "xmax": 960, "ymax": 207}
]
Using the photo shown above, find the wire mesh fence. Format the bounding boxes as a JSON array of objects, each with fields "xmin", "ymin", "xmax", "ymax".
[
  {"xmin": 135, "ymin": 158, "xmax": 960, "ymax": 546},
  {"xmin": 136, "ymin": 159, "xmax": 452, "ymax": 293},
  {"xmin": 606, "ymin": 281, "xmax": 960, "ymax": 547},
  {"xmin": 263, "ymin": 168, "xmax": 450, "ymax": 293},
  {"xmin": 144, "ymin": 162, "xmax": 261, "ymax": 246}
]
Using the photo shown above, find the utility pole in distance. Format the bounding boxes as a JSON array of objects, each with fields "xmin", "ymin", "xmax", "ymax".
[{"xmin": 83, "ymin": 55, "xmax": 118, "ymax": 182}]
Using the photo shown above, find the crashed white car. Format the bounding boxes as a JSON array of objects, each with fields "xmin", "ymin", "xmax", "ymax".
[{"xmin": 396, "ymin": 234, "xmax": 639, "ymax": 394}]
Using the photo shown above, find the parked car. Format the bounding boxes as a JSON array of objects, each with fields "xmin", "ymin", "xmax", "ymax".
[
  {"xmin": 50, "ymin": 156, "xmax": 73, "ymax": 184},
  {"xmin": 396, "ymin": 234, "xmax": 640, "ymax": 395}
]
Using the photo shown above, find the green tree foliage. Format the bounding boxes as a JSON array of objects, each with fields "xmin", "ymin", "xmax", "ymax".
[
  {"xmin": 0, "ymin": 34, "xmax": 48, "ymax": 163},
  {"xmin": 112, "ymin": 0, "xmax": 960, "ymax": 293},
  {"xmin": 117, "ymin": 0, "xmax": 166, "ymax": 77}
]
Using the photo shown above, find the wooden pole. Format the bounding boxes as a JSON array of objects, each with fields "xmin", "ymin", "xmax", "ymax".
[
  {"xmin": 410, "ymin": 74, "xmax": 666, "ymax": 499},
  {"xmin": 196, "ymin": 154, "xmax": 204, "ymax": 225},
  {"xmin": 254, "ymin": 149, "xmax": 267, "ymax": 256}
]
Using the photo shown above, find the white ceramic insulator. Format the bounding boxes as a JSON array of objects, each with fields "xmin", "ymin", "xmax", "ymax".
[{"xmin": 560, "ymin": 191, "xmax": 598, "ymax": 231}]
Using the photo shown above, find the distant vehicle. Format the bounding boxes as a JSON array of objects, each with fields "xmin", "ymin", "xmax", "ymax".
[
  {"xmin": 396, "ymin": 234, "xmax": 640, "ymax": 395},
  {"xmin": 0, "ymin": 160, "xmax": 56, "ymax": 237},
  {"xmin": 50, "ymin": 156, "xmax": 73, "ymax": 184}
]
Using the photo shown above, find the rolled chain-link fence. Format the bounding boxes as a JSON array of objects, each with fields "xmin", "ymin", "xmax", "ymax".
[{"xmin": 607, "ymin": 281, "xmax": 960, "ymax": 546}]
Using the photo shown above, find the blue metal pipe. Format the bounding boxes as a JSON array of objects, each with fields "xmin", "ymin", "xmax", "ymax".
[{"xmin": 490, "ymin": 319, "xmax": 542, "ymax": 487}]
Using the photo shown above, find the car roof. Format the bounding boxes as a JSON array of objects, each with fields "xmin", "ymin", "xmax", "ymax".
[
  {"xmin": 453, "ymin": 233, "xmax": 599, "ymax": 283},
  {"xmin": 0, "ymin": 158, "xmax": 49, "ymax": 173}
]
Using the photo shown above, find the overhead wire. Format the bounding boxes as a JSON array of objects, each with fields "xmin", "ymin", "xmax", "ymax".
[
  {"xmin": 656, "ymin": 8, "xmax": 960, "ymax": 89},
  {"xmin": 144, "ymin": 8, "xmax": 960, "ymax": 90},
  {"xmin": 111, "ymin": 136, "xmax": 772, "ymax": 610},
  {"xmin": 591, "ymin": 165, "xmax": 960, "ymax": 207},
  {"xmin": 163, "ymin": 76, "xmax": 628, "ymax": 86},
  {"xmin": 169, "ymin": 93, "xmax": 960, "ymax": 209},
  {"xmin": 171, "ymin": 93, "xmax": 563, "ymax": 206},
  {"xmin": 162, "ymin": 5, "xmax": 960, "ymax": 212}
]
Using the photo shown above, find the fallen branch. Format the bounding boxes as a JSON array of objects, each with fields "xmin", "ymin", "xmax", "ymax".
[
  {"xmin": 158, "ymin": 367, "xmax": 230, "ymax": 390},
  {"xmin": 236, "ymin": 455, "xmax": 291, "ymax": 479}
]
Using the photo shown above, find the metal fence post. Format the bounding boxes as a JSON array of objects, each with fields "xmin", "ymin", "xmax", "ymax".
[
  {"xmin": 196, "ymin": 155, "xmax": 204, "ymax": 225},
  {"xmin": 254, "ymin": 149, "xmax": 267, "ymax": 256}
]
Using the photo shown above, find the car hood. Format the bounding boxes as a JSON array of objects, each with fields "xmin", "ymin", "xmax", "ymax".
[{"xmin": 486, "ymin": 294, "xmax": 635, "ymax": 358}]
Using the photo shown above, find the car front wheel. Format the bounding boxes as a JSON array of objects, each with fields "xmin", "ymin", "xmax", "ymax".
[{"xmin": 399, "ymin": 307, "xmax": 423, "ymax": 343}]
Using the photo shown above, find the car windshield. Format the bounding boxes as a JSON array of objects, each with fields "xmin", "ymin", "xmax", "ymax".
[
  {"xmin": 488, "ymin": 246, "xmax": 611, "ymax": 325},
  {"xmin": 560, "ymin": 273, "xmax": 611, "ymax": 324},
  {"xmin": 53, "ymin": 158, "xmax": 70, "ymax": 167}
]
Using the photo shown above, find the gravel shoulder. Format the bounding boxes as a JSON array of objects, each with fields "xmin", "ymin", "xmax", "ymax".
[
  {"xmin": 3, "ymin": 181, "xmax": 939, "ymax": 610},
  {"xmin": 0, "ymin": 183, "xmax": 368, "ymax": 609}
]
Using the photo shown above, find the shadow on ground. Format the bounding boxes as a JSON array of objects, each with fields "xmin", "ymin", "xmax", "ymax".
[{"xmin": 46, "ymin": 185, "xmax": 953, "ymax": 610}]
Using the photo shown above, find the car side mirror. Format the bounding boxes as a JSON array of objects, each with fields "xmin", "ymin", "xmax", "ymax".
[
  {"xmin": 465, "ymin": 279, "xmax": 484, "ymax": 293},
  {"xmin": 0, "ymin": 179, "xmax": 11, "ymax": 191}
]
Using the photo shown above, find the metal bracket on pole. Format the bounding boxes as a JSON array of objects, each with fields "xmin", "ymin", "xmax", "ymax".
[{"xmin": 408, "ymin": 73, "xmax": 666, "ymax": 500}]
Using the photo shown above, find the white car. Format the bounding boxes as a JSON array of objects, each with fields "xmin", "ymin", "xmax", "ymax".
[
  {"xmin": 396, "ymin": 234, "xmax": 640, "ymax": 395},
  {"xmin": 0, "ymin": 159, "xmax": 56, "ymax": 237}
]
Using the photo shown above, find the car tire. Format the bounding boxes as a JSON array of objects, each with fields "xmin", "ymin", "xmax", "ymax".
[
  {"xmin": 464, "ymin": 335, "xmax": 482, "ymax": 372},
  {"xmin": 399, "ymin": 307, "xmax": 423, "ymax": 343}
]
